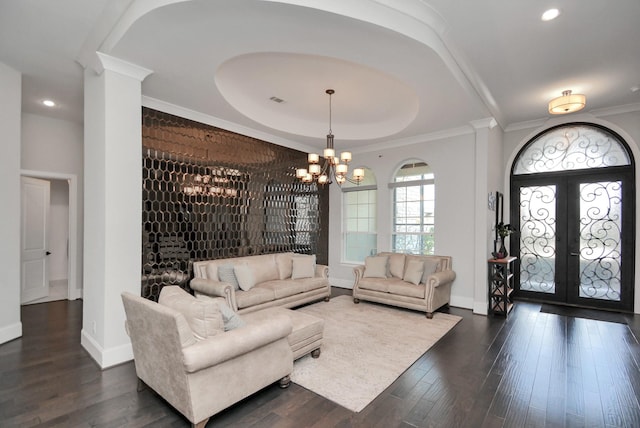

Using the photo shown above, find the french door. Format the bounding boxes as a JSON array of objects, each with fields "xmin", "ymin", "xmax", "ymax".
[{"xmin": 512, "ymin": 168, "xmax": 634, "ymax": 311}]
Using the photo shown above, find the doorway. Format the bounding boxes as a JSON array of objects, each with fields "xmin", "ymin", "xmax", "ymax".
[
  {"xmin": 510, "ymin": 124, "xmax": 635, "ymax": 312},
  {"xmin": 20, "ymin": 170, "xmax": 80, "ymax": 304}
]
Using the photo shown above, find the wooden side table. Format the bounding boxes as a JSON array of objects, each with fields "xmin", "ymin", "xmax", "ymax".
[{"xmin": 488, "ymin": 256, "xmax": 517, "ymax": 318}]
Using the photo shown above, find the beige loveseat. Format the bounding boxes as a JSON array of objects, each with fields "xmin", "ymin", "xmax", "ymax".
[
  {"xmin": 353, "ymin": 252, "xmax": 456, "ymax": 318},
  {"xmin": 191, "ymin": 253, "xmax": 330, "ymax": 314},
  {"xmin": 122, "ymin": 287, "xmax": 293, "ymax": 428}
]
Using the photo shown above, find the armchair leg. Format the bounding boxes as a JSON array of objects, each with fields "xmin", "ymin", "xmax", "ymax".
[
  {"xmin": 353, "ymin": 298, "xmax": 360, "ymax": 304},
  {"xmin": 426, "ymin": 312, "xmax": 434, "ymax": 319},
  {"xmin": 324, "ymin": 296, "xmax": 330, "ymax": 302},
  {"xmin": 193, "ymin": 417, "xmax": 210, "ymax": 428},
  {"xmin": 279, "ymin": 375, "xmax": 291, "ymax": 389},
  {"xmin": 311, "ymin": 348, "xmax": 321, "ymax": 358}
]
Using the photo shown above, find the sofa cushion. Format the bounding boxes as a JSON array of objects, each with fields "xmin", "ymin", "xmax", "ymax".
[
  {"xmin": 364, "ymin": 255, "xmax": 388, "ymax": 278},
  {"xmin": 234, "ymin": 263, "xmax": 257, "ymax": 291},
  {"xmin": 291, "ymin": 255, "xmax": 315, "ymax": 279},
  {"xmin": 276, "ymin": 253, "xmax": 294, "ymax": 279},
  {"xmin": 358, "ymin": 277, "xmax": 390, "ymax": 293},
  {"xmin": 158, "ymin": 286, "xmax": 224, "ymax": 340},
  {"xmin": 258, "ymin": 280, "xmax": 307, "ymax": 299},
  {"xmin": 421, "ymin": 258, "xmax": 441, "ymax": 284},
  {"xmin": 387, "ymin": 280, "xmax": 426, "ymax": 299},
  {"xmin": 235, "ymin": 287, "xmax": 276, "ymax": 309},
  {"xmin": 388, "ymin": 253, "xmax": 406, "ymax": 278},
  {"xmin": 403, "ymin": 259, "xmax": 424, "ymax": 285},
  {"xmin": 218, "ymin": 263, "xmax": 240, "ymax": 290}
]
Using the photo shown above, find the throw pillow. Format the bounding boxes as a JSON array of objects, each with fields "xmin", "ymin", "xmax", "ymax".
[
  {"xmin": 217, "ymin": 263, "xmax": 240, "ymax": 290},
  {"xmin": 276, "ymin": 253, "xmax": 294, "ymax": 279},
  {"xmin": 217, "ymin": 301, "xmax": 246, "ymax": 331},
  {"xmin": 388, "ymin": 253, "xmax": 406, "ymax": 278},
  {"xmin": 158, "ymin": 286, "xmax": 224, "ymax": 340},
  {"xmin": 403, "ymin": 259, "xmax": 424, "ymax": 285},
  {"xmin": 363, "ymin": 255, "xmax": 388, "ymax": 278},
  {"xmin": 291, "ymin": 254, "xmax": 316, "ymax": 279},
  {"xmin": 234, "ymin": 263, "xmax": 256, "ymax": 291},
  {"xmin": 421, "ymin": 258, "xmax": 441, "ymax": 284}
]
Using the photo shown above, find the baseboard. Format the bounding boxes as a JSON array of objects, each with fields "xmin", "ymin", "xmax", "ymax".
[
  {"xmin": 472, "ymin": 301, "xmax": 489, "ymax": 315},
  {"xmin": 0, "ymin": 321, "xmax": 22, "ymax": 345},
  {"xmin": 81, "ymin": 329, "xmax": 133, "ymax": 369},
  {"xmin": 69, "ymin": 288, "xmax": 83, "ymax": 300},
  {"xmin": 450, "ymin": 295, "xmax": 474, "ymax": 311}
]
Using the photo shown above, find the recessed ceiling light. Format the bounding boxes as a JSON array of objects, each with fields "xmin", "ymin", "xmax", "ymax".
[
  {"xmin": 541, "ymin": 8, "xmax": 560, "ymax": 21},
  {"xmin": 42, "ymin": 99, "xmax": 56, "ymax": 107}
]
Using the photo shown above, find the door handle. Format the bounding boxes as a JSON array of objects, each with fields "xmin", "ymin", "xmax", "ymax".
[
  {"xmin": 46, "ymin": 251, "xmax": 51, "ymax": 256},
  {"xmin": 570, "ymin": 252, "xmax": 580, "ymax": 256}
]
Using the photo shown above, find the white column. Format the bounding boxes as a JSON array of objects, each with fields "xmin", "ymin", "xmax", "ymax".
[
  {"xmin": 81, "ymin": 53, "xmax": 152, "ymax": 368},
  {"xmin": 0, "ymin": 62, "xmax": 22, "ymax": 344},
  {"xmin": 470, "ymin": 118, "xmax": 500, "ymax": 316}
]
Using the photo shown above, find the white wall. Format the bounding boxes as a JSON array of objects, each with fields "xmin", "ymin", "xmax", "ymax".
[
  {"xmin": 503, "ymin": 110, "xmax": 640, "ymax": 313},
  {"xmin": 0, "ymin": 62, "xmax": 22, "ymax": 344},
  {"xmin": 21, "ymin": 113, "xmax": 84, "ymax": 294},
  {"xmin": 328, "ymin": 131, "xmax": 479, "ymax": 310}
]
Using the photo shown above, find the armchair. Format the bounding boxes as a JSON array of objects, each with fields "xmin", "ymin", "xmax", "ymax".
[{"xmin": 121, "ymin": 289, "xmax": 293, "ymax": 428}]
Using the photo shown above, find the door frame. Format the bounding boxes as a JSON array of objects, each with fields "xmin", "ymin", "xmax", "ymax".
[{"xmin": 20, "ymin": 170, "xmax": 80, "ymax": 300}]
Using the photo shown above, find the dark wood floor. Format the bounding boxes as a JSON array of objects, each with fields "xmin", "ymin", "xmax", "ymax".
[{"xmin": 2, "ymin": 288, "xmax": 640, "ymax": 428}]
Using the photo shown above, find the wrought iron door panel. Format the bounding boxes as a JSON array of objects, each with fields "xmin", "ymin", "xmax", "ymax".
[{"xmin": 519, "ymin": 184, "xmax": 557, "ymax": 295}]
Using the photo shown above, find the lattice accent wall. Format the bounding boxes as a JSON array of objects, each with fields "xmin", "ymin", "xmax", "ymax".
[{"xmin": 141, "ymin": 108, "xmax": 329, "ymax": 301}]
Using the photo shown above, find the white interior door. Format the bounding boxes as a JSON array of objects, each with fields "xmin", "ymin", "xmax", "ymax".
[{"xmin": 21, "ymin": 176, "xmax": 51, "ymax": 303}]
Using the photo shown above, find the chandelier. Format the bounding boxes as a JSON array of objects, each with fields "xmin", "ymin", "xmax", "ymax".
[{"xmin": 296, "ymin": 89, "xmax": 364, "ymax": 186}]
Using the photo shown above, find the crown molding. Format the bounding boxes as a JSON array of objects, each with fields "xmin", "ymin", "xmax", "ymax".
[
  {"xmin": 95, "ymin": 52, "xmax": 153, "ymax": 81},
  {"xmin": 591, "ymin": 102, "xmax": 640, "ymax": 118}
]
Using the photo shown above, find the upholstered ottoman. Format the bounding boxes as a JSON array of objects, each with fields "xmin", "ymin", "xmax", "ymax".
[{"xmin": 285, "ymin": 309, "xmax": 324, "ymax": 360}]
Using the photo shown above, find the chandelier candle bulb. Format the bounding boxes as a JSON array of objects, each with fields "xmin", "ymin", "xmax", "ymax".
[{"xmin": 308, "ymin": 153, "xmax": 320, "ymax": 163}]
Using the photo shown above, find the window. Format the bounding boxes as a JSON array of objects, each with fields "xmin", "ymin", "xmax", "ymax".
[
  {"xmin": 391, "ymin": 162, "xmax": 434, "ymax": 254},
  {"xmin": 343, "ymin": 168, "xmax": 377, "ymax": 263}
]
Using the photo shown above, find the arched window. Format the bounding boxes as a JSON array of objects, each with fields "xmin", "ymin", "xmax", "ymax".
[
  {"xmin": 390, "ymin": 161, "xmax": 434, "ymax": 254},
  {"xmin": 342, "ymin": 167, "xmax": 377, "ymax": 263}
]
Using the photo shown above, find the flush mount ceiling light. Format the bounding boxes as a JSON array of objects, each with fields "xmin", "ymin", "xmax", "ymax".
[
  {"xmin": 296, "ymin": 89, "xmax": 364, "ymax": 186},
  {"xmin": 548, "ymin": 90, "xmax": 586, "ymax": 115},
  {"xmin": 541, "ymin": 8, "xmax": 560, "ymax": 21}
]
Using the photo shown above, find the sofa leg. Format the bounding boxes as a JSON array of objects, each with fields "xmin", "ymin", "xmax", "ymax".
[
  {"xmin": 136, "ymin": 378, "xmax": 147, "ymax": 393},
  {"xmin": 324, "ymin": 296, "xmax": 330, "ymax": 302},
  {"xmin": 426, "ymin": 312, "xmax": 434, "ymax": 319},
  {"xmin": 353, "ymin": 298, "xmax": 360, "ymax": 304},
  {"xmin": 193, "ymin": 417, "xmax": 209, "ymax": 428},
  {"xmin": 279, "ymin": 375, "xmax": 291, "ymax": 389},
  {"xmin": 311, "ymin": 348, "xmax": 321, "ymax": 358}
]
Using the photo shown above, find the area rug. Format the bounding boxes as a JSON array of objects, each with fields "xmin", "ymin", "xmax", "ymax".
[{"xmin": 290, "ymin": 295, "xmax": 462, "ymax": 412}]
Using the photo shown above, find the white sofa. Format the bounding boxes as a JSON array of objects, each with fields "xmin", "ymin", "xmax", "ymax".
[
  {"xmin": 191, "ymin": 253, "xmax": 330, "ymax": 314},
  {"xmin": 353, "ymin": 252, "xmax": 456, "ymax": 318}
]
